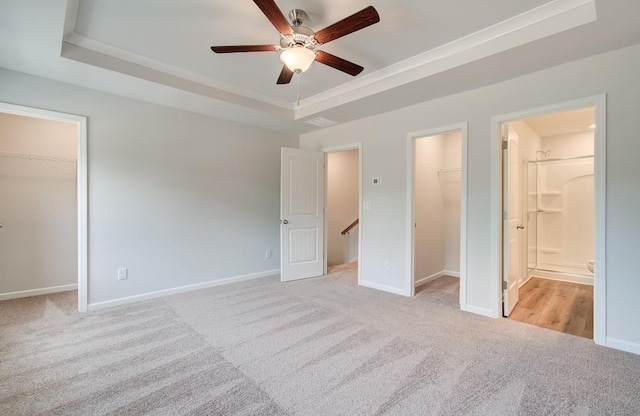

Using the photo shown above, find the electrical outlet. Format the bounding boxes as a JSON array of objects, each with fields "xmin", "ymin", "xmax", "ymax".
[
  {"xmin": 265, "ymin": 249, "xmax": 272, "ymax": 259},
  {"xmin": 117, "ymin": 268, "xmax": 128, "ymax": 280},
  {"xmin": 384, "ymin": 260, "xmax": 390, "ymax": 270}
]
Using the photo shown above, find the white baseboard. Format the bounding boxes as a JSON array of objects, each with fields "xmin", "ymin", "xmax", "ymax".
[
  {"xmin": 415, "ymin": 270, "xmax": 461, "ymax": 288},
  {"xmin": 415, "ymin": 271, "xmax": 445, "ymax": 287},
  {"xmin": 462, "ymin": 304, "xmax": 497, "ymax": 318},
  {"xmin": 534, "ymin": 270, "xmax": 593, "ymax": 285},
  {"xmin": 359, "ymin": 279, "xmax": 410, "ymax": 297},
  {"xmin": 0, "ymin": 284, "xmax": 78, "ymax": 301},
  {"xmin": 606, "ymin": 337, "xmax": 640, "ymax": 356},
  {"xmin": 88, "ymin": 269, "xmax": 279, "ymax": 311}
]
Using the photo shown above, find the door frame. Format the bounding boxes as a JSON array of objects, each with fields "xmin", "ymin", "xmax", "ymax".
[
  {"xmin": 321, "ymin": 143, "xmax": 363, "ymax": 285},
  {"xmin": 490, "ymin": 95, "xmax": 606, "ymax": 345},
  {"xmin": 406, "ymin": 122, "xmax": 468, "ymax": 306},
  {"xmin": 0, "ymin": 102, "xmax": 88, "ymax": 313}
]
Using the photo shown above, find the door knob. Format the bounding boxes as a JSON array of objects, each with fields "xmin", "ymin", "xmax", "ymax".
[
  {"xmin": 517, "ymin": 224, "xmax": 525, "ymax": 230},
  {"xmin": 282, "ymin": 220, "xmax": 289, "ymax": 224}
]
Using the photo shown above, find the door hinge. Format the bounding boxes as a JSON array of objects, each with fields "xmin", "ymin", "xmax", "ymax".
[
  {"xmin": 502, "ymin": 140, "xmax": 508, "ymax": 150},
  {"xmin": 503, "ymin": 211, "xmax": 507, "ymax": 220},
  {"xmin": 503, "ymin": 281, "xmax": 508, "ymax": 290}
]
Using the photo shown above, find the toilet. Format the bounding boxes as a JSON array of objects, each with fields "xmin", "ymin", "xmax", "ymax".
[{"xmin": 588, "ymin": 260, "xmax": 594, "ymax": 273}]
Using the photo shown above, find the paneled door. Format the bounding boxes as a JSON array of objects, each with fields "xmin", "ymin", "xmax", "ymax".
[
  {"xmin": 280, "ymin": 148, "xmax": 325, "ymax": 282},
  {"xmin": 503, "ymin": 125, "xmax": 522, "ymax": 316}
]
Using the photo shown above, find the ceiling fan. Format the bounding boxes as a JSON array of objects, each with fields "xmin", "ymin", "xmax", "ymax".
[{"xmin": 210, "ymin": 0, "xmax": 380, "ymax": 85}]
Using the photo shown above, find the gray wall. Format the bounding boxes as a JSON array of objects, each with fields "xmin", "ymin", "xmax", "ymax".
[
  {"xmin": 300, "ymin": 44, "xmax": 640, "ymax": 351},
  {"xmin": 0, "ymin": 68, "xmax": 297, "ymax": 305}
]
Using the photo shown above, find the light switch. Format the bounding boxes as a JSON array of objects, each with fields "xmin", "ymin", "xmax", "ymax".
[{"xmin": 363, "ymin": 201, "xmax": 372, "ymax": 211}]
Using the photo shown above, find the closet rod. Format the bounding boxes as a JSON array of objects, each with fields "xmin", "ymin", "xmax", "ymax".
[
  {"xmin": 0, "ymin": 151, "xmax": 76, "ymax": 164},
  {"xmin": 528, "ymin": 155, "xmax": 593, "ymax": 163},
  {"xmin": 437, "ymin": 167, "xmax": 461, "ymax": 174}
]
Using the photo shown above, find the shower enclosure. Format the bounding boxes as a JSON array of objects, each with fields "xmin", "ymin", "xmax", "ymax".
[{"xmin": 527, "ymin": 155, "xmax": 594, "ymax": 280}]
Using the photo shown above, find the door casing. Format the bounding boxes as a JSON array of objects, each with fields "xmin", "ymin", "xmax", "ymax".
[
  {"xmin": 0, "ymin": 102, "xmax": 88, "ymax": 312},
  {"xmin": 490, "ymin": 95, "xmax": 606, "ymax": 345},
  {"xmin": 406, "ymin": 123, "xmax": 469, "ymax": 304},
  {"xmin": 321, "ymin": 143, "xmax": 363, "ymax": 285}
]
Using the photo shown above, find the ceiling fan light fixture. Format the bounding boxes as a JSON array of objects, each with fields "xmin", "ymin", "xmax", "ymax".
[{"xmin": 280, "ymin": 46, "xmax": 316, "ymax": 74}]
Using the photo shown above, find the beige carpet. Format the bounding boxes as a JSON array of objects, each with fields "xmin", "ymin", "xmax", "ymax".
[{"xmin": 1, "ymin": 265, "xmax": 640, "ymax": 415}]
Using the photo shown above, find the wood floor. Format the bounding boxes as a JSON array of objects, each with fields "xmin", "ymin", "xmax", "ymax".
[{"xmin": 508, "ymin": 277, "xmax": 593, "ymax": 339}]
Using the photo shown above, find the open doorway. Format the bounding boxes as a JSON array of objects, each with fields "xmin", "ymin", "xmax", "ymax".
[
  {"xmin": 495, "ymin": 97, "xmax": 606, "ymax": 341},
  {"xmin": 326, "ymin": 148, "xmax": 360, "ymax": 280},
  {"xmin": 0, "ymin": 103, "xmax": 87, "ymax": 312},
  {"xmin": 408, "ymin": 124, "xmax": 467, "ymax": 304},
  {"xmin": 279, "ymin": 144, "xmax": 361, "ymax": 285}
]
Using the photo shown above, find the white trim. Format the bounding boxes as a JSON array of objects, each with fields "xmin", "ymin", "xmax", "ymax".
[
  {"xmin": 0, "ymin": 284, "xmax": 78, "ymax": 301},
  {"xmin": 462, "ymin": 305, "xmax": 495, "ymax": 318},
  {"xmin": 62, "ymin": 0, "xmax": 596, "ymax": 120},
  {"xmin": 406, "ymin": 123, "xmax": 468, "ymax": 308},
  {"xmin": 605, "ymin": 337, "xmax": 640, "ymax": 356},
  {"xmin": 490, "ymin": 95, "xmax": 607, "ymax": 343},
  {"xmin": 63, "ymin": 33, "xmax": 294, "ymax": 111},
  {"xmin": 533, "ymin": 270, "xmax": 593, "ymax": 285},
  {"xmin": 415, "ymin": 270, "xmax": 461, "ymax": 287},
  {"xmin": 592, "ymin": 95, "xmax": 607, "ymax": 346},
  {"xmin": 359, "ymin": 279, "xmax": 411, "ymax": 297},
  {"xmin": 296, "ymin": 0, "xmax": 596, "ymax": 117},
  {"xmin": 88, "ymin": 269, "xmax": 279, "ymax": 311},
  {"xmin": 415, "ymin": 271, "xmax": 447, "ymax": 287},
  {"xmin": 0, "ymin": 102, "xmax": 88, "ymax": 313},
  {"xmin": 322, "ymin": 143, "xmax": 363, "ymax": 287}
]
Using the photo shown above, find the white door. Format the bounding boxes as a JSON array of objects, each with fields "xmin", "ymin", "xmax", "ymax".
[
  {"xmin": 281, "ymin": 148, "xmax": 325, "ymax": 282},
  {"xmin": 503, "ymin": 125, "xmax": 522, "ymax": 316}
]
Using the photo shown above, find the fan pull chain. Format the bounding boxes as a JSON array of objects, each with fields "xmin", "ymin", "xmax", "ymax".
[{"xmin": 296, "ymin": 75, "xmax": 301, "ymax": 107}]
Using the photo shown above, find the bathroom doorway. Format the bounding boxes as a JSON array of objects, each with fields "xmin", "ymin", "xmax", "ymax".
[{"xmin": 497, "ymin": 101, "xmax": 604, "ymax": 340}]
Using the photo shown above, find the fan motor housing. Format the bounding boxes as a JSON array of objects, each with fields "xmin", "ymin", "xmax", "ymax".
[{"xmin": 280, "ymin": 25, "xmax": 316, "ymax": 49}]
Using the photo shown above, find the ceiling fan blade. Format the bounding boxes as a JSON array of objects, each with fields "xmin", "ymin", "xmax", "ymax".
[
  {"xmin": 211, "ymin": 45, "xmax": 277, "ymax": 53},
  {"xmin": 315, "ymin": 51, "xmax": 364, "ymax": 76},
  {"xmin": 314, "ymin": 6, "xmax": 380, "ymax": 44},
  {"xmin": 277, "ymin": 65, "xmax": 294, "ymax": 84},
  {"xmin": 253, "ymin": 0, "xmax": 293, "ymax": 35}
]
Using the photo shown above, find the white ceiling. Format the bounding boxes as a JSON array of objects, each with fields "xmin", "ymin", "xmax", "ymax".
[{"xmin": 1, "ymin": 0, "xmax": 640, "ymax": 133}]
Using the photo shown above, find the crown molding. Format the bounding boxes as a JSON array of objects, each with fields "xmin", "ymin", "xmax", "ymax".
[
  {"xmin": 63, "ymin": 33, "xmax": 294, "ymax": 113},
  {"xmin": 62, "ymin": 0, "xmax": 596, "ymax": 121},
  {"xmin": 294, "ymin": 0, "xmax": 596, "ymax": 118}
]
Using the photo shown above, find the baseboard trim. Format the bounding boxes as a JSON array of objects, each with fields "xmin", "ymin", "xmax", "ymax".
[
  {"xmin": 415, "ymin": 270, "xmax": 461, "ymax": 288},
  {"xmin": 606, "ymin": 337, "xmax": 640, "ymax": 355},
  {"xmin": 359, "ymin": 280, "xmax": 410, "ymax": 297},
  {"xmin": 462, "ymin": 304, "xmax": 497, "ymax": 318},
  {"xmin": 415, "ymin": 271, "xmax": 445, "ymax": 287},
  {"xmin": 88, "ymin": 269, "xmax": 280, "ymax": 311},
  {"xmin": 534, "ymin": 270, "xmax": 593, "ymax": 285},
  {"xmin": 0, "ymin": 284, "xmax": 78, "ymax": 301}
]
